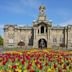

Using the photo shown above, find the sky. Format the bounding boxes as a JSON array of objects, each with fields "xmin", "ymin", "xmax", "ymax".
[{"xmin": 0, "ymin": 0, "xmax": 72, "ymax": 36}]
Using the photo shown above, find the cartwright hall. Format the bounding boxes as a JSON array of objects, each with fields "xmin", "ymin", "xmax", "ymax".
[{"xmin": 3, "ymin": 5, "xmax": 72, "ymax": 49}]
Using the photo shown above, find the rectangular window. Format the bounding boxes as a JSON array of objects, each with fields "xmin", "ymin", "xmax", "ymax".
[
  {"xmin": 8, "ymin": 44, "xmax": 14, "ymax": 46},
  {"xmin": 53, "ymin": 38, "xmax": 57, "ymax": 42},
  {"xmin": 41, "ymin": 26, "xmax": 44, "ymax": 33},
  {"xmin": 60, "ymin": 37, "xmax": 64, "ymax": 43},
  {"xmin": 8, "ymin": 39, "xmax": 14, "ymax": 47},
  {"xmin": 38, "ymin": 29, "xmax": 39, "ymax": 34}
]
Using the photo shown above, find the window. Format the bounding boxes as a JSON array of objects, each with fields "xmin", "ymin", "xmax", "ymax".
[
  {"xmin": 8, "ymin": 44, "xmax": 14, "ymax": 46},
  {"xmin": 38, "ymin": 29, "xmax": 39, "ymax": 34},
  {"xmin": 41, "ymin": 26, "xmax": 44, "ymax": 33},
  {"xmin": 9, "ymin": 39, "xmax": 14, "ymax": 43},
  {"xmin": 53, "ymin": 38, "xmax": 57, "ymax": 42},
  {"xmin": 60, "ymin": 37, "xmax": 63, "ymax": 43}
]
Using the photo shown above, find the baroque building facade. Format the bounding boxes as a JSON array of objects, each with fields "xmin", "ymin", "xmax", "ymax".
[{"xmin": 4, "ymin": 5, "xmax": 72, "ymax": 49}]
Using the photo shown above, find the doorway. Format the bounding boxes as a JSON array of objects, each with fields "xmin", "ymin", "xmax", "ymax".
[{"xmin": 38, "ymin": 38, "xmax": 47, "ymax": 48}]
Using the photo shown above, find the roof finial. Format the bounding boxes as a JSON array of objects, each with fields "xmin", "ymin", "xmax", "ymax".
[{"xmin": 39, "ymin": 5, "xmax": 46, "ymax": 15}]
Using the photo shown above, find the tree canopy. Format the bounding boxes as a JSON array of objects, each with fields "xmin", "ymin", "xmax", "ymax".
[{"xmin": 0, "ymin": 36, "xmax": 3, "ymax": 46}]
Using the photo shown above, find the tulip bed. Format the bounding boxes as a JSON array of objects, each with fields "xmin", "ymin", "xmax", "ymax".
[{"xmin": 0, "ymin": 49, "xmax": 72, "ymax": 72}]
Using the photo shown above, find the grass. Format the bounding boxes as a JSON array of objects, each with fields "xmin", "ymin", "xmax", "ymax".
[
  {"xmin": 0, "ymin": 46, "xmax": 72, "ymax": 52},
  {"xmin": 2, "ymin": 47, "xmax": 30, "ymax": 52}
]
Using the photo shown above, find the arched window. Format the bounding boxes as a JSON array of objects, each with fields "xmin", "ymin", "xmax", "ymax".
[{"xmin": 41, "ymin": 26, "xmax": 44, "ymax": 33}]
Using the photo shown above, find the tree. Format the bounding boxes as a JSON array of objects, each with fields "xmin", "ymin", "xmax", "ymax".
[
  {"xmin": 0, "ymin": 36, "xmax": 3, "ymax": 46},
  {"xmin": 18, "ymin": 41, "xmax": 25, "ymax": 48}
]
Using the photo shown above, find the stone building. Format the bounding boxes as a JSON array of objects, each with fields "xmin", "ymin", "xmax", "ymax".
[{"xmin": 4, "ymin": 5, "xmax": 72, "ymax": 49}]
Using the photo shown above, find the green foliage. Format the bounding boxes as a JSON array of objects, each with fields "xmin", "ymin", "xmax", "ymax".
[{"xmin": 0, "ymin": 35, "xmax": 3, "ymax": 46}]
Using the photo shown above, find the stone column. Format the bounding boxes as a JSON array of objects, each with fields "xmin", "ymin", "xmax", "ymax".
[
  {"xmin": 33, "ymin": 28, "xmax": 37, "ymax": 48},
  {"xmin": 47, "ymin": 27, "xmax": 51, "ymax": 48},
  {"xmin": 67, "ymin": 28, "xmax": 71, "ymax": 49},
  {"xmin": 66, "ymin": 27, "xmax": 69, "ymax": 49},
  {"xmin": 39, "ymin": 26, "xmax": 41, "ymax": 34},
  {"xmin": 44, "ymin": 27, "xmax": 46, "ymax": 34},
  {"xmin": 14, "ymin": 29, "xmax": 18, "ymax": 48},
  {"xmin": 64, "ymin": 28, "xmax": 67, "ymax": 48}
]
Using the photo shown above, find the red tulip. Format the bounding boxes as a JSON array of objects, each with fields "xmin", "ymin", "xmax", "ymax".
[
  {"xmin": 26, "ymin": 55, "xmax": 30, "ymax": 60},
  {"xmin": 45, "ymin": 62, "xmax": 48, "ymax": 66},
  {"xmin": 11, "ymin": 58, "xmax": 15, "ymax": 63},
  {"xmin": 30, "ymin": 69, "xmax": 35, "ymax": 72},
  {"xmin": 21, "ymin": 60, "xmax": 25, "ymax": 65},
  {"xmin": 58, "ymin": 69, "xmax": 62, "ymax": 72},
  {"xmin": 35, "ymin": 60, "xmax": 40, "ymax": 65},
  {"xmin": 48, "ymin": 57, "xmax": 52, "ymax": 62},
  {"xmin": 65, "ymin": 57, "xmax": 68, "ymax": 60},
  {"xmin": 54, "ymin": 63, "xmax": 57, "ymax": 69},
  {"xmin": 27, "ymin": 62, "xmax": 32, "ymax": 70},
  {"xmin": 18, "ymin": 56, "xmax": 21, "ymax": 61},
  {"xmin": 39, "ymin": 65, "xmax": 43, "ymax": 70},
  {"xmin": 2, "ymin": 61, "xmax": 6, "ymax": 65},
  {"xmin": 12, "ymin": 65, "xmax": 17, "ymax": 69},
  {"xmin": 63, "ymin": 64, "xmax": 67, "ymax": 70}
]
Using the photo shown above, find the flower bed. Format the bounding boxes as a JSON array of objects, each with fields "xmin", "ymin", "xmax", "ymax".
[{"xmin": 0, "ymin": 49, "xmax": 72, "ymax": 72}]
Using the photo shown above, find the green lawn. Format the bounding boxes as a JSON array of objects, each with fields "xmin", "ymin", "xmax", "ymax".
[{"xmin": 1, "ymin": 47, "xmax": 31, "ymax": 52}]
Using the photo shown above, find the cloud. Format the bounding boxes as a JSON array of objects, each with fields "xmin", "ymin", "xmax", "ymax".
[{"xmin": 58, "ymin": 19, "xmax": 72, "ymax": 26}]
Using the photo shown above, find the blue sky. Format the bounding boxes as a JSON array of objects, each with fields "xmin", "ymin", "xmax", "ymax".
[{"xmin": 0, "ymin": 0, "xmax": 72, "ymax": 36}]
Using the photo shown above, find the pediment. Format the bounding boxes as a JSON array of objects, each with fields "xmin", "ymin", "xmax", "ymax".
[{"xmin": 33, "ymin": 21, "xmax": 52, "ymax": 27}]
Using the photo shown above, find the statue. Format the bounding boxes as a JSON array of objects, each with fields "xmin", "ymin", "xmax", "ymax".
[
  {"xmin": 39, "ymin": 5, "xmax": 46, "ymax": 16},
  {"xmin": 38, "ymin": 5, "xmax": 46, "ymax": 21},
  {"xmin": 40, "ymin": 39, "xmax": 45, "ymax": 49}
]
